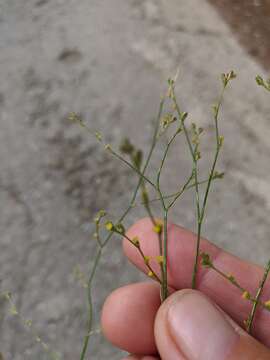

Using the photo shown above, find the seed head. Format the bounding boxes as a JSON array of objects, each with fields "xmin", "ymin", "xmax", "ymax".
[
  {"xmin": 132, "ymin": 237, "xmax": 140, "ymax": 247},
  {"xmin": 156, "ymin": 255, "xmax": 164, "ymax": 265},
  {"xmin": 144, "ymin": 256, "xmax": 151, "ymax": 265},
  {"xmin": 264, "ymin": 300, "xmax": 270, "ymax": 309},
  {"xmin": 105, "ymin": 221, "xmax": 114, "ymax": 232},
  {"xmin": 242, "ymin": 291, "xmax": 250, "ymax": 300},
  {"xmin": 153, "ymin": 223, "xmax": 163, "ymax": 234}
]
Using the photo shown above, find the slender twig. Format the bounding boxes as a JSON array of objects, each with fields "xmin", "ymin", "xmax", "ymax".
[
  {"xmin": 1, "ymin": 292, "xmax": 60, "ymax": 360},
  {"xmin": 136, "ymin": 174, "xmax": 224, "ymax": 207},
  {"xmin": 191, "ymin": 82, "xmax": 228, "ymax": 288},
  {"xmin": 246, "ymin": 260, "xmax": 270, "ymax": 334},
  {"xmin": 155, "ymin": 125, "xmax": 183, "ymax": 300},
  {"xmin": 211, "ymin": 263, "xmax": 246, "ymax": 293},
  {"xmin": 79, "ymin": 99, "xmax": 165, "ymax": 360},
  {"xmin": 167, "ymin": 171, "xmax": 194, "ymax": 209},
  {"xmin": 80, "ymin": 248, "xmax": 102, "ymax": 360},
  {"xmin": 156, "ymin": 128, "xmax": 181, "ymax": 201},
  {"xmin": 140, "ymin": 182, "xmax": 165, "ymax": 282},
  {"xmin": 122, "ymin": 233, "xmax": 162, "ymax": 284},
  {"xmin": 201, "ymin": 252, "xmax": 270, "ymax": 321},
  {"xmin": 170, "ymin": 88, "xmax": 202, "ymax": 290},
  {"xmin": 109, "ymin": 148, "xmax": 156, "ymax": 189},
  {"xmin": 161, "ymin": 209, "xmax": 169, "ymax": 300}
]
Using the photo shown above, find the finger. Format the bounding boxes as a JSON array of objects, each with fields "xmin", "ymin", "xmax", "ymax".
[
  {"xmin": 155, "ymin": 289, "xmax": 270, "ymax": 360},
  {"xmin": 122, "ymin": 356, "xmax": 160, "ymax": 360},
  {"xmin": 101, "ymin": 282, "xmax": 160, "ymax": 355},
  {"xmin": 123, "ymin": 218, "xmax": 270, "ymax": 346}
]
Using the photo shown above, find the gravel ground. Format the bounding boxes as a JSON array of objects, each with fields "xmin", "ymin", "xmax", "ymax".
[{"xmin": 0, "ymin": 1, "xmax": 269, "ymax": 359}]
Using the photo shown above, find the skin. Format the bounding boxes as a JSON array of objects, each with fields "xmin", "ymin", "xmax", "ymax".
[{"xmin": 101, "ymin": 218, "xmax": 270, "ymax": 359}]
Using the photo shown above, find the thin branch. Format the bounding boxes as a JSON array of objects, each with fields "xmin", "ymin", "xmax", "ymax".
[
  {"xmin": 191, "ymin": 82, "xmax": 227, "ymax": 288},
  {"xmin": 246, "ymin": 260, "xmax": 270, "ymax": 334},
  {"xmin": 79, "ymin": 99, "xmax": 165, "ymax": 359},
  {"xmin": 167, "ymin": 172, "xmax": 194, "ymax": 209},
  {"xmin": 109, "ymin": 148, "xmax": 156, "ymax": 189},
  {"xmin": 122, "ymin": 233, "xmax": 162, "ymax": 284}
]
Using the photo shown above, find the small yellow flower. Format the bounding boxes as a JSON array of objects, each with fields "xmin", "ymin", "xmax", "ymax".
[
  {"xmin": 242, "ymin": 291, "xmax": 250, "ymax": 300},
  {"xmin": 148, "ymin": 271, "xmax": 154, "ymax": 278},
  {"xmin": 131, "ymin": 237, "xmax": 140, "ymax": 247},
  {"xmin": 104, "ymin": 144, "xmax": 112, "ymax": 151},
  {"xmin": 24, "ymin": 319, "xmax": 32, "ymax": 328},
  {"xmin": 95, "ymin": 131, "xmax": 102, "ymax": 141},
  {"xmin": 218, "ymin": 135, "xmax": 224, "ymax": 147},
  {"xmin": 264, "ymin": 300, "xmax": 270, "ymax": 309},
  {"xmin": 35, "ymin": 336, "xmax": 41, "ymax": 343},
  {"xmin": 156, "ymin": 255, "xmax": 164, "ymax": 265},
  {"xmin": 105, "ymin": 221, "xmax": 114, "ymax": 231},
  {"xmin": 115, "ymin": 223, "xmax": 125, "ymax": 234},
  {"xmin": 144, "ymin": 256, "xmax": 151, "ymax": 265},
  {"xmin": 9, "ymin": 304, "xmax": 18, "ymax": 316},
  {"xmin": 227, "ymin": 273, "xmax": 235, "ymax": 282},
  {"xmin": 153, "ymin": 222, "xmax": 163, "ymax": 234}
]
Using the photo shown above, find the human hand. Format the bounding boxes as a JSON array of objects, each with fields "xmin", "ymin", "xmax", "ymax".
[{"xmin": 102, "ymin": 218, "xmax": 270, "ymax": 359}]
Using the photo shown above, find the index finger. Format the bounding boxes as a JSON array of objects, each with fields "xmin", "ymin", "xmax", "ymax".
[{"xmin": 123, "ymin": 218, "xmax": 270, "ymax": 346}]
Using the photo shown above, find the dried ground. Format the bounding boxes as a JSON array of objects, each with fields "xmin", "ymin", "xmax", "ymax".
[{"xmin": 210, "ymin": 0, "xmax": 270, "ymax": 70}]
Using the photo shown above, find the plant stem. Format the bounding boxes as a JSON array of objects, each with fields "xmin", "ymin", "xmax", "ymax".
[
  {"xmin": 191, "ymin": 85, "xmax": 225, "ymax": 288},
  {"xmin": 191, "ymin": 221, "xmax": 202, "ymax": 288},
  {"xmin": 168, "ymin": 172, "xmax": 194, "ymax": 209},
  {"xmin": 207, "ymin": 264, "xmax": 270, "ymax": 312},
  {"xmin": 109, "ymin": 148, "xmax": 156, "ymax": 189},
  {"xmin": 122, "ymin": 234, "xmax": 162, "ymax": 284},
  {"xmin": 79, "ymin": 99, "xmax": 165, "ymax": 359},
  {"xmin": 80, "ymin": 248, "xmax": 102, "ymax": 360},
  {"xmin": 211, "ymin": 264, "xmax": 246, "ymax": 292},
  {"xmin": 246, "ymin": 260, "xmax": 270, "ymax": 334},
  {"xmin": 161, "ymin": 209, "xmax": 169, "ymax": 301},
  {"xmin": 139, "ymin": 175, "xmax": 222, "ymax": 207},
  {"xmin": 156, "ymin": 126, "xmax": 182, "ymax": 301}
]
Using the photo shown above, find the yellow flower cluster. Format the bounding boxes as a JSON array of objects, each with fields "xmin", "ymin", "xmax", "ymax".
[
  {"xmin": 156, "ymin": 255, "xmax": 164, "ymax": 265},
  {"xmin": 242, "ymin": 291, "xmax": 250, "ymax": 300},
  {"xmin": 153, "ymin": 222, "xmax": 163, "ymax": 234},
  {"xmin": 131, "ymin": 236, "xmax": 140, "ymax": 247}
]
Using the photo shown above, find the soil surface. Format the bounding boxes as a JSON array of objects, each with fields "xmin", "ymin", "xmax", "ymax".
[{"xmin": 209, "ymin": 0, "xmax": 270, "ymax": 70}]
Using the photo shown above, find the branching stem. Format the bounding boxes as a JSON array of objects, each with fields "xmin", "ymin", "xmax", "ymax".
[
  {"xmin": 246, "ymin": 260, "xmax": 270, "ymax": 334},
  {"xmin": 79, "ymin": 99, "xmax": 165, "ymax": 359}
]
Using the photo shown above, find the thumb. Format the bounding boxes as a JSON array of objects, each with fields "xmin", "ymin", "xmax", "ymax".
[{"xmin": 154, "ymin": 289, "xmax": 270, "ymax": 360}]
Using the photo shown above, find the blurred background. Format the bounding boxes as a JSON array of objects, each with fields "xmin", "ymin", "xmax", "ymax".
[{"xmin": 0, "ymin": 0, "xmax": 269, "ymax": 359}]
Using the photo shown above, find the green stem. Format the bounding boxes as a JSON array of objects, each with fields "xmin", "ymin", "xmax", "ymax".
[
  {"xmin": 139, "ymin": 175, "xmax": 222, "ymax": 207},
  {"xmin": 79, "ymin": 99, "xmax": 165, "ymax": 359},
  {"xmin": 191, "ymin": 221, "xmax": 202, "ymax": 288},
  {"xmin": 211, "ymin": 264, "xmax": 246, "ymax": 292},
  {"xmin": 122, "ymin": 233, "xmax": 162, "ymax": 284},
  {"xmin": 168, "ymin": 172, "xmax": 194, "ymax": 209},
  {"xmin": 246, "ymin": 260, "xmax": 270, "ymax": 334},
  {"xmin": 209, "ymin": 262, "xmax": 270, "ymax": 313},
  {"xmin": 155, "ymin": 126, "xmax": 182, "ymax": 301},
  {"xmin": 156, "ymin": 128, "xmax": 181, "ymax": 196},
  {"xmin": 161, "ymin": 209, "xmax": 169, "ymax": 301},
  {"xmin": 80, "ymin": 248, "xmax": 102, "ymax": 360},
  {"xmin": 191, "ymin": 85, "xmax": 225, "ymax": 288},
  {"xmin": 109, "ymin": 148, "xmax": 156, "ymax": 189}
]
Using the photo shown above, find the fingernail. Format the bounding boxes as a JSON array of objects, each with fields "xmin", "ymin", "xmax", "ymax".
[{"xmin": 167, "ymin": 291, "xmax": 239, "ymax": 360}]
